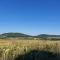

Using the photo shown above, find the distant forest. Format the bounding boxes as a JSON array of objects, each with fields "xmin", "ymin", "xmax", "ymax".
[{"xmin": 0, "ymin": 33, "xmax": 60, "ymax": 40}]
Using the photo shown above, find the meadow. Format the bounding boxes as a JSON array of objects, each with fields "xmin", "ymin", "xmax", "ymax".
[{"xmin": 0, "ymin": 39, "xmax": 60, "ymax": 60}]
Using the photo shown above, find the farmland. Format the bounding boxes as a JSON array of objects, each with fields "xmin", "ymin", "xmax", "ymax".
[{"xmin": 0, "ymin": 39, "xmax": 60, "ymax": 60}]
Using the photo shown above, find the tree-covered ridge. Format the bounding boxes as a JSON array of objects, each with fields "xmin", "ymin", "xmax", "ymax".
[
  {"xmin": 0, "ymin": 33, "xmax": 31, "ymax": 38},
  {"xmin": 0, "ymin": 33, "xmax": 60, "ymax": 39},
  {"xmin": 37, "ymin": 34, "xmax": 60, "ymax": 38}
]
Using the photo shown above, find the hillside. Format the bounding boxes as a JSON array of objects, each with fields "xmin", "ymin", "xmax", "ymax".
[
  {"xmin": 0, "ymin": 33, "xmax": 31, "ymax": 38},
  {"xmin": 37, "ymin": 34, "xmax": 60, "ymax": 38},
  {"xmin": 0, "ymin": 33, "xmax": 60, "ymax": 40}
]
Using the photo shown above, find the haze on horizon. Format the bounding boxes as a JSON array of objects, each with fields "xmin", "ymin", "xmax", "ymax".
[{"xmin": 0, "ymin": 0, "xmax": 60, "ymax": 35}]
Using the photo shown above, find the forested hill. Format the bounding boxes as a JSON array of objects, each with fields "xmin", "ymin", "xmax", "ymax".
[
  {"xmin": 37, "ymin": 34, "xmax": 60, "ymax": 38},
  {"xmin": 0, "ymin": 33, "xmax": 60, "ymax": 39},
  {"xmin": 0, "ymin": 33, "xmax": 31, "ymax": 38}
]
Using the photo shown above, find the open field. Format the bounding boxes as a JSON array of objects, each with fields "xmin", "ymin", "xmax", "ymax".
[{"xmin": 0, "ymin": 39, "xmax": 60, "ymax": 60}]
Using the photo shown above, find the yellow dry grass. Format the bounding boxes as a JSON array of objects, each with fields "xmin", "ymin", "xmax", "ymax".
[{"xmin": 0, "ymin": 39, "xmax": 60, "ymax": 60}]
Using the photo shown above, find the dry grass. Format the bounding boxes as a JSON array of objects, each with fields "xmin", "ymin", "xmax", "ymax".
[{"xmin": 0, "ymin": 39, "xmax": 60, "ymax": 60}]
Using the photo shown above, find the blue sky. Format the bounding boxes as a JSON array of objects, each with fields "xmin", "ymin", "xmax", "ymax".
[{"xmin": 0, "ymin": 0, "xmax": 60, "ymax": 35}]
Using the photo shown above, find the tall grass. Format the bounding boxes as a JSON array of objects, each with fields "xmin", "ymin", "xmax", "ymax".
[{"xmin": 0, "ymin": 39, "xmax": 60, "ymax": 60}]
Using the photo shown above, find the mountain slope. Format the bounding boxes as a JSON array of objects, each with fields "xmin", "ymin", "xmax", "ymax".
[
  {"xmin": 37, "ymin": 34, "xmax": 60, "ymax": 38},
  {"xmin": 0, "ymin": 33, "xmax": 31, "ymax": 38},
  {"xmin": 0, "ymin": 33, "xmax": 60, "ymax": 39}
]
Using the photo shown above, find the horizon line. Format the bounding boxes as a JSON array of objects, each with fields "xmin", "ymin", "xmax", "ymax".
[{"xmin": 0, "ymin": 32, "xmax": 60, "ymax": 36}]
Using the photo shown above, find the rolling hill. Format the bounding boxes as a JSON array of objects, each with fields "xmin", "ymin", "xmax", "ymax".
[
  {"xmin": 0, "ymin": 33, "xmax": 31, "ymax": 38},
  {"xmin": 0, "ymin": 33, "xmax": 60, "ymax": 40}
]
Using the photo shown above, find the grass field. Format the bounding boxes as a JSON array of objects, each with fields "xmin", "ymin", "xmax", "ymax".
[{"xmin": 0, "ymin": 39, "xmax": 60, "ymax": 60}]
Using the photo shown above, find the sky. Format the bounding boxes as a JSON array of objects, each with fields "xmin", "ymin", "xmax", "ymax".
[{"xmin": 0, "ymin": 0, "xmax": 60, "ymax": 35}]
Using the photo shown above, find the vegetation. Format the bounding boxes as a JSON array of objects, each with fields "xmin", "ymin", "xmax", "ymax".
[
  {"xmin": 0, "ymin": 33, "xmax": 31, "ymax": 38},
  {"xmin": 0, "ymin": 33, "xmax": 60, "ymax": 60},
  {"xmin": 0, "ymin": 33, "xmax": 60, "ymax": 40},
  {"xmin": 0, "ymin": 39, "xmax": 60, "ymax": 60}
]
